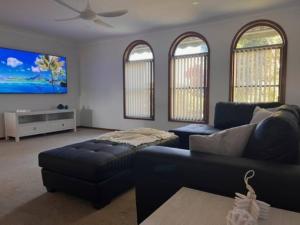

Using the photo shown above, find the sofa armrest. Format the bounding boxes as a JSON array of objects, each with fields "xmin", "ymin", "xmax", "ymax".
[
  {"xmin": 134, "ymin": 146, "xmax": 300, "ymax": 223},
  {"xmin": 169, "ymin": 124, "xmax": 220, "ymax": 149}
]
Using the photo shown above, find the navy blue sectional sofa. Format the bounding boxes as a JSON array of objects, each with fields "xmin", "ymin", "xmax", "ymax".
[{"xmin": 134, "ymin": 102, "xmax": 300, "ymax": 223}]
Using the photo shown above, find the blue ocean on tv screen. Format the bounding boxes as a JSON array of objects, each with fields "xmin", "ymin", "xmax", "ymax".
[{"xmin": 0, "ymin": 48, "xmax": 67, "ymax": 94}]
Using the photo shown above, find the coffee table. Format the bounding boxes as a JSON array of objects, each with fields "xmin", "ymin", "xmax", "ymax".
[{"xmin": 141, "ymin": 187, "xmax": 300, "ymax": 225}]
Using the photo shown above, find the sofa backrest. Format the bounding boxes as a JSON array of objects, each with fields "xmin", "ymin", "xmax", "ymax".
[{"xmin": 214, "ymin": 102, "xmax": 282, "ymax": 129}]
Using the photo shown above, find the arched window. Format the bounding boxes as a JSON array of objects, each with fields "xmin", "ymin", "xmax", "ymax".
[
  {"xmin": 169, "ymin": 32, "xmax": 209, "ymax": 123},
  {"xmin": 230, "ymin": 20, "xmax": 287, "ymax": 103},
  {"xmin": 123, "ymin": 40, "xmax": 154, "ymax": 120}
]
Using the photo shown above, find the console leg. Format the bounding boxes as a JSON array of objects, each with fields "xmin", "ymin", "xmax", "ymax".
[{"xmin": 15, "ymin": 136, "xmax": 20, "ymax": 142}]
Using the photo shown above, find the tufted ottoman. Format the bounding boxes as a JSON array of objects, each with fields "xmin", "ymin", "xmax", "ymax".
[{"xmin": 39, "ymin": 138, "xmax": 178, "ymax": 208}]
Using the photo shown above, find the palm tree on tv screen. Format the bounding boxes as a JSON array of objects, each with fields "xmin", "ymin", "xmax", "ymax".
[{"xmin": 35, "ymin": 55, "xmax": 65, "ymax": 90}]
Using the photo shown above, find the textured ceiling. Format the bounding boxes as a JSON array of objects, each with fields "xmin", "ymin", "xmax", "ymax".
[{"xmin": 0, "ymin": 0, "xmax": 298, "ymax": 42}]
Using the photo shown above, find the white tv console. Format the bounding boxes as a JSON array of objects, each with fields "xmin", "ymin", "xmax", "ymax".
[{"xmin": 4, "ymin": 109, "xmax": 76, "ymax": 142}]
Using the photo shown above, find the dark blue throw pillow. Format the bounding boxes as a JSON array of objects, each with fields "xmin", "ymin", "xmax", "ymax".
[{"xmin": 243, "ymin": 110, "xmax": 299, "ymax": 164}]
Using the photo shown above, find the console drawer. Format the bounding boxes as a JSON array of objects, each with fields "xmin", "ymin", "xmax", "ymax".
[
  {"xmin": 19, "ymin": 123, "xmax": 48, "ymax": 137},
  {"xmin": 47, "ymin": 119, "xmax": 75, "ymax": 132}
]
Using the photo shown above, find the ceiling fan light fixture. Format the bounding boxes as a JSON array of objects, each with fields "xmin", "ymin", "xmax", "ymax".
[
  {"xmin": 80, "ymin": 9, "xmax": 97, "ymax": 20},
  {"xmin": 192, "ymin": 0, "xmax": 200, "ymax": 6}
]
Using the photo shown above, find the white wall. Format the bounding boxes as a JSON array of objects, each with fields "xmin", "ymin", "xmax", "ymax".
[
  {"xmin": 79, "ymin": 5, "xmax": 300, "ymax": 131},
  {"xmin": 0, "ymin": 25, "xmax": 80, "ymax": 138}
]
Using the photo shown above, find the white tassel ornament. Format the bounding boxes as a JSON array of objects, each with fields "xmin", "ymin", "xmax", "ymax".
[{"xmin": 226, "ymin": 170, "xmax": 270, "ymax": 225}]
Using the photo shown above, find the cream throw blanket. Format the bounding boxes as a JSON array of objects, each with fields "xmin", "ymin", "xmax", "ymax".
[{"xmin": 97, "ymin": 128, "xmax": 177, "ymax": 147}]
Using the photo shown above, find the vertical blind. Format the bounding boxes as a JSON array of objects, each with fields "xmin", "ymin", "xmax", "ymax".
[
  {"xmin": 125, "ymin": 60, "xmax": 154, "ymax": 119},
  {"xmin": 233, "ymin": 46, "xmax": 281, "ymax": 103},
  {"xmin": 170, "ymin": 54, "xmax": 208, "ymax": 122}
]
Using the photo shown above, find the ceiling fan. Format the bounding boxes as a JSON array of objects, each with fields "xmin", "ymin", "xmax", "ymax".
[{"xmin": 53, "ymin": 0, "xmax": 128, "ymax": 28}]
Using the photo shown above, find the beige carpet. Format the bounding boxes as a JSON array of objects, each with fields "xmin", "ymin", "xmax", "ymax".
[{"xmin": 0, "ymin": 128, "xmax": 137, "ymax": 225}]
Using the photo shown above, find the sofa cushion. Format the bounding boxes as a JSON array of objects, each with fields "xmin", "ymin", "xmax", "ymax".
[
  {"xmin": 214, "ymin": 102, "xmax": 282, "ymax": 129},
  {"xmin": 170, "ymin": 124, "xmax": 219, "ymax": 135},
  {"xmin": 189, "ymin": 124, "xmax": 256, "ymax": 156},
  {"xmin": 243, "ymin": 107, "xmax": 300, "ymax": 164},
  {"xmin": 39, "ymin": 140, "xmax": 135, "ymax": 182}
]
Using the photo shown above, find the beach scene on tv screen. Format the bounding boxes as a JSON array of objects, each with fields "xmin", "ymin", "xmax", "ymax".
[{"xmin": 0, "ymin": 48, "xmax": 67, "ymax": 94}]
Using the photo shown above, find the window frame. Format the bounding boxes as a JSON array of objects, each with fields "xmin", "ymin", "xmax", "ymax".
[
  {"xmin": 229, "ymin": 19, "xmax": 288, "ymax": 103},
  {"xmin": 123, "ymin": 40, "xmax": 155, "ymax": 120},
  {"xmin": 168, "ymin": 31, "xmax": 210, "ymax": 123}
]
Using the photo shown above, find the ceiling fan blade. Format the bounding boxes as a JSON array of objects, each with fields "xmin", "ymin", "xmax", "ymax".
[
  {"xmin": 55, "ymin": 16, "xmax": 81, "ymax": 22},
  {"xmin": 94, "ymin": 18, "xmax": 113, "ymax": 28},
  {"xmin": 53, "ymin": 0, "xmax": 81, "ymax": 13},
  {"xmin": 97, "ymin": 9, "xmax": 128, "ymax": 17}
]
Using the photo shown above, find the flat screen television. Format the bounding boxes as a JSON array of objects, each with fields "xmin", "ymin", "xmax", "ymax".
[{"xmin": 0, "ymin": 47, "xmax": 67, "ymax": 94}]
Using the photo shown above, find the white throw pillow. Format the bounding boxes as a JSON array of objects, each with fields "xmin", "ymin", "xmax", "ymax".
[
  {"xmin": 266, "ymin": 106, "xmax": 280, "ymax": 112},
  {"xmin": 189, "ymin": 124, "xmax": 256, "ymax": 157},
  {"xmin": 250, "ymin": 107, "xmax": 274, "ymax": 124}
]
